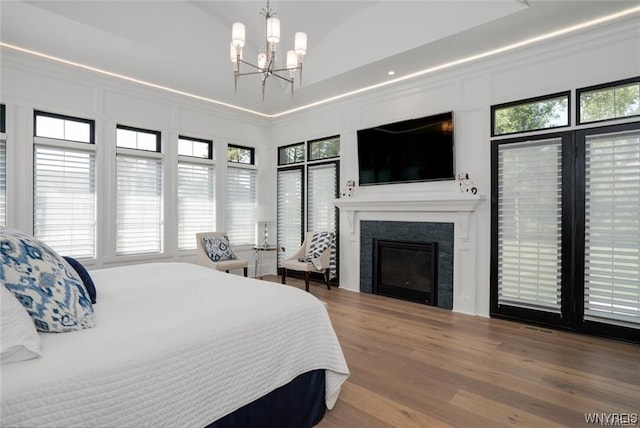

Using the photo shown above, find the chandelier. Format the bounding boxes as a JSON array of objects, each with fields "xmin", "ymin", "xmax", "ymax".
[{"xmin": 230, "ymin": 0, "xmax": 307, "ymax": 99}]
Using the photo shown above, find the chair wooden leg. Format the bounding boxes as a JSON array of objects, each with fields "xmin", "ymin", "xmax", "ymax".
[
  {"xmin": 325, "ymin": 269, "xmax": 331, "ymax": 290},
  {"xmin": 281, "ymin": 268, "xmax": 287, "ymax": 284},
  {"xmin": 243, "ymin": 267, "xmax": 248, "ymax": 277},
  {"xmin": 304, "ymin": 272, "xmax": 310, "ymax": 292}
]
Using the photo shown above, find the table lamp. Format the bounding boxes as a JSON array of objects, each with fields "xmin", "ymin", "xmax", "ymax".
[{"xmin": 255, "ymin": 205, "xmax": 273, "ymax": 248}]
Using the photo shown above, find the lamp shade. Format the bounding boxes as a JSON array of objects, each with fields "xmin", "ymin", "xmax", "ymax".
[
  {"xmin": 255, "ymin": 205, "xmax": 273, "ymax": 222},
  {"xmin": 286, "ymin": 50, "xmax": 298, "ymax": 69},
  {"xmin": 232, "ymin": 22, "xmax": 245, "ymax": 47},
  {"xmin": 266, "ymin": 17, "xmax": 280, "ymax": 43},
  {"xmin": 294, "ymin": 32, "xmax": 307, "ymax": 56}
]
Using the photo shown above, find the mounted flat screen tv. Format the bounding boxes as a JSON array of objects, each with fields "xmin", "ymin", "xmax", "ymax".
[{"xmin": 357, "ymin": 112, "xmax": 455, "ymax": 185}]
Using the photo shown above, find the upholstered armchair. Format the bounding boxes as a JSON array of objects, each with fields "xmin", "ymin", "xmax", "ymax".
[
  {"xmin": 280, "ymin": 231, "xmax": 336, "ymax": 292},
  {"xmin": 196, "ymin": 232, "xmax": 248, "ymax": 277}
]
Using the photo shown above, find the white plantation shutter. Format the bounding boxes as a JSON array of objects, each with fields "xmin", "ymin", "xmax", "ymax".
[
  {"xmin": 116, "ymin": 151, "xmax": 163, "ymax": 255},
  {"xmin": 33, "ymin": 141, "xmax": 96, "ymax": 258},
  {"xmin": 177, "ymin": 161, "xmax": 215, "ymax": 250},
  {"xmin": 0, "ymin": 138, "xmax": 5, "ymax": 227},
  {"xmin": 497, "ymin": 138, "xmax": 563, "ymax": 312},
  {"xmin": 277, "ymin": 168, "xmax": 303, "ymax": 263},
  {"xmin": 307, "ymin": 163, "xmax": 337, "ymax": 233},
  {"xmin": 584, "ymin": 130, "xmax": 640, "ymax": 326},
  {"xmin": 227, "ymin": 166, "xmax": 256, "ymax": 245}
]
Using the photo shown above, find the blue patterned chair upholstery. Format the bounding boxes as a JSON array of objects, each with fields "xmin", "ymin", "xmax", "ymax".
[{"xmin": 196, "ymin": 232, "xmax": 248, "ymax": 277}]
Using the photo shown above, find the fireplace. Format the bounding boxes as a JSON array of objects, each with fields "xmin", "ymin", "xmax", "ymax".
[
  {"xmin": 373, "ymin": 239, "xmax": 438, "ymax": 306},
  {"xmin": 360, "ymin": 221, "xmax": 454, "ymax": 310},
  {"xmin": 334, "ymin": 193, "xmax": 485, "ymax": 314}
]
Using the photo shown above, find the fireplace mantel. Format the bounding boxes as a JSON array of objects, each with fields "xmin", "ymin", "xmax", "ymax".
[{"xmin": 334, "ymin": 193, "xmax": 485, "ymax": 241}]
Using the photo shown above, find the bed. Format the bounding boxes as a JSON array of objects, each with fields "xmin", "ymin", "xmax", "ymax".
[{"xmin": 1, "ymin": 262, "xmax": 350, "ymax": 427}]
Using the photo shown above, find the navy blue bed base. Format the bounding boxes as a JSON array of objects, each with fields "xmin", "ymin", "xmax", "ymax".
[{"xmin": 205, "ymin": 369, "xmax": 326, "ymax": 428}]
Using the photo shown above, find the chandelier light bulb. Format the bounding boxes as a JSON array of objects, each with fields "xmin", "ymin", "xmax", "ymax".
[
  {"xmin": 294, "ymin": 32, "xmax": 307, "ymax": 56},
  {"xmin": 258, "ymin": 51, "xmax": 267, "ymax": 70},
  {"xmin": 266, "ymin": 17, "xmax": 280, "ymax": 44},
  {"xmin": 286, "ymin": 50, "xmax": 298, "ymax": 69},
  {"xmin": 231, "ymin": 22, "xmax": 245, "ymax": 48}
]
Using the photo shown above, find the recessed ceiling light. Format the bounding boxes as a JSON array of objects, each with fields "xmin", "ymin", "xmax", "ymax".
[{"xmin": 387, "ymin": 70, "xmax": 395, "ymax": 76}]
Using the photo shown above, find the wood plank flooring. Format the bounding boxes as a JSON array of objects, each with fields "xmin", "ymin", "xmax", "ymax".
[{"xmin": 264, "ymin": 276, "xmax": 640, "ymax": 428}]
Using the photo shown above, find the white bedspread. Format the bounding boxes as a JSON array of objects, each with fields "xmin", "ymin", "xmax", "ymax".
[{"xmin": 1, "ymin": 262, "xmax": 349, "ymax": 427}]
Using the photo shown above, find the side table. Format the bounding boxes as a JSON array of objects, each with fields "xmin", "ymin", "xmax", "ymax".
[{"xmin": 253, "ymin": 245, "xmax": 281, "ymax": 278}]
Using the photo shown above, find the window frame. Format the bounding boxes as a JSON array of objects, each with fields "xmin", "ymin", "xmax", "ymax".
[
  {"xmin": 32, "ymin": 113, "xmax": 98, "ymax": 259},
  {"xmin": 227, "ymin": 143, "xmax": 255, "ymax": 165},
  {"xmin": 0, "ymin": 104, "xmax": 5, "ymax": 134},
  {"xmin": 177, "ymin": 135, "xmax": 216, "ymax": 251},
  {"xmin": 574, "ymin": 122, "xmax": 640, "ymax": 342},
  {"xmin": 116, "ymin": 124, "xmax": 161, "ymax": 153},
  {"xmin": 491, "ymin": 91, "xmax": 571, "ymax": 137},
  {"xmin": 226, "ymin": 164, "xmax": 257, "ymax": 246},
  {"xmin": 577, "ymin": 76, "xmax": 640, "ymax": 125},
  {"xmin": 276, "ymin": 136, "xmax": 341, "ymax": 281},
  {"xmin": 306, "ymin": 159, "xmax": 340, "ymax": 233},
  {"xmin": 490, "ymin": 131, "xmax": 575, "ymax": 328},
  {"xmin": 34, "ymin": 110, "xmax": 95, "ymax": 144},
  {"xmin": 276, "ymin": 165, "xmax": 305, "ymax": 265},
  {"xmin": 278, "ymin": 142, "xmax": 305, "ymax": 166},
  {"xmin": 307, "ymin": 135, "xmax": 340, "ymax": 161},
  {"xmin": 114, "ymin": 125, "xmax": 164, "ymax": 256},
  {"xmin": 491, "ymin": 88, "xmax": 640, "ymax": 343},
  {"xmin": 178, "ymin": 135, "xmax": 213, "ymax": 160}
]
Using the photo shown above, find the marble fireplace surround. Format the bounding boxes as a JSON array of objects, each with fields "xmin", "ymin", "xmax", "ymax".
[{"xmin": 334, "ymin": 192, "xmax": 485, "ymax": 315}]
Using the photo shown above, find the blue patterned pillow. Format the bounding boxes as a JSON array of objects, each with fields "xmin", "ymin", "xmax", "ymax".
[
  {"xmin": 203, "ymin": 235, "xmax": 236, "ymax": 262},
  {"xmin": 63, "ymin": 256, "xmax": 97, "ymax": 304},
  {"xmin": 0, "ymin": 228, "xmax": 95, "ymax": 333}
]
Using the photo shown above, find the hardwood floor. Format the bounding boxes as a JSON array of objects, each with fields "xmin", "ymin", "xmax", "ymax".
[{"xmin": 266, "ymin": 276, "xmax": 640, "ymax": 427}]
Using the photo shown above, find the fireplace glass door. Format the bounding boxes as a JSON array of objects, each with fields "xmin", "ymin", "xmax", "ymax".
[{"xmin": 373, "ymin": 239, "xmax": 437, "ymax": 305}]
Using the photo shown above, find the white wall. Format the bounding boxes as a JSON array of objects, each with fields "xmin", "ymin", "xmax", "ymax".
[
  {"xmin": 1, "ymin": 16, "xmax": 638, "ymax": 307},
  {"xmin": 1, "ymin": 49, "xmax": 273, "ymax": 273},
  {"xmin": 270, "ymin": 17, "xmax": 640, "ymax": 316}
]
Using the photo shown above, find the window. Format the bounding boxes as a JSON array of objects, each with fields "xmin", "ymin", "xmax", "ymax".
[
  {"xmin": 491, "ymin": 85, "xmax": 640, "ymax": 343},
  {"xmin": 177, "ymin": 136, "xmax": 215, "ymax": 250},
  {"xmin": 578, "ymin": 77, "xmax": 640, "ymax": 124},
  {"xmin": 115, "ymin": 125, "xmax": 162, "ymax": 255},
  {"xmin": 226, "ymin": 144, "xmax": 256, "ymax": 245},
  {"xmin": 227, "ymin": 144, "xmax": 254, "ymax": 164},
  {"xmin": 583, "ymin": 129, "xmax": 640, "ymax": 326},
  {"xmin": 116, "ymin": 125, "xmax": 159, "ymax": 152},
  {"xmin": 307, "ymin": 163, "xmax": 338, "ymax": 232},
  {"xmin": 278, "ymin": 143, "xmax": 304, "ymax": 165},
  {"xmin": 308, "ymin": 136, "xmax": 340, "ymax": 161},
  {"xmin": 491, "ymin": 92, "xmax": 570, "ymax": 136},
  {"xmin": 0, "ymin": 104, "xmax": 6, "ymax": 227},
  {"xmin": 227, "ymin": 166, "xmax": 256, "ymax": 245},
  {"xmin": 178, "ymin": 135, "xmax": 213, "ymax": 159},
  {"xmin": 496, "ymin": 138, "xmax": 563, "ymax": 313},
  {"xmin": 277, "ymin": 136, "xmax": 339, "ymax": 271},
  {"xmin": 277, "ymin": 167, "xmax": 303, "ymax": 262},
  {"xmin": 35, "ymin": 110, "xmax": 94, "ymax": 143},
  {"xmin": 33, "ymin": 111, "xmax": 96, "ymax": 258}
]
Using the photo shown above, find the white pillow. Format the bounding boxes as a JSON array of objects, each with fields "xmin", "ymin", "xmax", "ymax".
[{"xmin": 1, "ymin": 285, "xmax": 42, "ymax": 364}]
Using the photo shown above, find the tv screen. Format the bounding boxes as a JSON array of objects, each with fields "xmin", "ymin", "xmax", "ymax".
[{"xmin": 357, "ymin": 112, "xmax": 454, "ymax": 185}]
